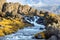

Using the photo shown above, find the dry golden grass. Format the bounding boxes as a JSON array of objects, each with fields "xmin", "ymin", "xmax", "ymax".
[
  {"xmin": 0, "ymin": 18, "xmax": 29, "ymax": 36},
  {"xmin": 48, "ymin": 13, "xmax": 57, "ymax": 18}
]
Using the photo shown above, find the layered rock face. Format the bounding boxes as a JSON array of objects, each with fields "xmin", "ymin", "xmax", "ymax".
[{"xmin": 0, "ymin": 0, "xmax": 60, "ymax": 40}]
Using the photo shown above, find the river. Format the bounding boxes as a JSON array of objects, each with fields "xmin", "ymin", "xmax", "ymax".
[{"xmin": 0, "ymin": 16, "xmax": 46, "ymax": 40}]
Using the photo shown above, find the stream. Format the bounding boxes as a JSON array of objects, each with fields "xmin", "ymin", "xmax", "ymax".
[{"xmin": 0, "ymin": 16, "xmax": 46, "ymax": 40}]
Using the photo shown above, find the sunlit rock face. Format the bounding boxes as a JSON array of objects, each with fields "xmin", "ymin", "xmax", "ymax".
[
  {"xmin": 33, "ymin": 15, "xmax": 60, "ymax": 39},
  {"xmin": 0, "ymin": 0, "xmax": 6, "ymax": 11}
]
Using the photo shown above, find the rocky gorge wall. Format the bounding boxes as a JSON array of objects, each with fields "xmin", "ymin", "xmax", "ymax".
[
  {"xmin": 0, "ymin": 0, "xmax": 6, "ymax": 11},
  {"xmin": 0, "ymin": 0, "xmax": 60, "ymax": 40}
]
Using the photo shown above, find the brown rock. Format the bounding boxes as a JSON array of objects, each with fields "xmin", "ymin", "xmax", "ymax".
[
  {"xmin": 18, "ymin": 5, "xmax": 31, "ymax": 15},
  {"xmin": 0, "ymin": 0, "xmax": 6, "ymax": 11},
  {"xmin": 48, "ymin": 36, "xmax": 57, "ymax": 40},
  {"xmin": 28, "ymin": 8, "xmax": 36, "ymax": 15},
  {"xmin": 2, "ymin": 2, "xmax": 20, "ymax": 13}
]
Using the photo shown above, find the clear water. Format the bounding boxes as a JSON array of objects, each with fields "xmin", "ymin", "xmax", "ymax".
[{"xmin": 0, "ymin": 16, "xmax": 46, "ymax": 40}]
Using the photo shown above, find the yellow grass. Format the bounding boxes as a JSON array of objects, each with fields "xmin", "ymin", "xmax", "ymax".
[{"xmin": 0, "ymin": 18, "xmax": 26, "ymax": 36}]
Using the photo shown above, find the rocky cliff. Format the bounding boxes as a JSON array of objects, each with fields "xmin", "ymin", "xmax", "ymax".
[
  {"xmin": 0, "ymin": 0, "xmax": 6, "ymax": 11},
  {"xmin": 0, "ymin": 0, "xmax": 60, "ymax": 40}
]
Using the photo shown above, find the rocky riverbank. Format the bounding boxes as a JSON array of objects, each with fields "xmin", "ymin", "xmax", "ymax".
[{"xmin": 0, "ymin": 0, "xmax": 60, "ymax": 40}]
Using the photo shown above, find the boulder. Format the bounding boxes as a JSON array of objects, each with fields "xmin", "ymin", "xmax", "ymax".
[
  {"xmin": 18, "ymin": 5, "xmax": 30, "ymax": 15},
  {"xmin": 2, "ymin": 2, "xmax": 20, "ymax": 13},
  {"xmin": 28, "ymin": 8, "xmax": 36, "ymax": 16},
  {"xmin": 48, "ymin": 36, "xmax": 57, "ymax": 40}
]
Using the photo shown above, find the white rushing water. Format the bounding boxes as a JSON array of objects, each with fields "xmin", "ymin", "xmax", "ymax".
[{"xmin": 0, "ymin": 16, "xmax": 46, "ymax": 40}]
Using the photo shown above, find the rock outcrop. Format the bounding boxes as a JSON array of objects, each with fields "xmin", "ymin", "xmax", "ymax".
[
  {"xmin": 33, "ymin": 14, "xmax": 60, "ymax": 40},
  {"xmin": 0, "ymin": 0, "xmax": 6, "ymax": 11}
]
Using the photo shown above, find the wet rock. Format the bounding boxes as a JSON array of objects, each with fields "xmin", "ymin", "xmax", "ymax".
[
  {"xmin": 33, "ymin": 32, "xmax": 46, "ymax": 39},
  {"xmin": 36, "ymin": 16, "xmax": 45, "ymax": 25},
  {"xmin": 48, "ymin": 36, "xmax": 57, "ymax": 40},
  {"xmin": 33, "ymin": 29, "xmax": 59, "ymax": 39},
  {"xmin": 4, "ymin": 11, "xmax": 13, "ymax": 18},
  {"xmin": 28, "ymin": 8, "xmax": 36, "ymax": 16}
]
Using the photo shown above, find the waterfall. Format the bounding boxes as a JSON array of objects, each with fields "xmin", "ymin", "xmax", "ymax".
[{"xmin": 25, "ymin": 16, "xmax": 46, "ymax": 29}]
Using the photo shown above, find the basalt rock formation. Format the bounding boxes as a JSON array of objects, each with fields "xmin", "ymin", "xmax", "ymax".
[{"xmin": 0, "ymin": 0, "xmax": 60, "ymax": 40}]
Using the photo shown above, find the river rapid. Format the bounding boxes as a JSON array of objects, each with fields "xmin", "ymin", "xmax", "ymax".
[{"xmin": 0, "ymin": 16, "xmax": 46, "ymax": 40}]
